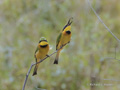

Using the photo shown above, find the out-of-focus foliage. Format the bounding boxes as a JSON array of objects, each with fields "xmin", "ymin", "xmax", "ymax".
[{"xmin": 0, "ymin": 0, "xmax": 120, "ymax": 90}]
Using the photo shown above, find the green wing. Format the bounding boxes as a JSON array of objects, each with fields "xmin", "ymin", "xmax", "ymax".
[
  {"xmin": 56, "ymin": 33, "xmax": 62, "ymax": 50},
  {"xmin": 34, "ymin": 46, "xmax": 39, "ymax": 62}
]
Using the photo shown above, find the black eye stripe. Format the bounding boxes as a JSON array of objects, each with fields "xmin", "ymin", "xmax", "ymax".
[
  {"xmin": 62, "ymin": 25, "xmax": 67, "ymax": 31},
  {"xmin": 39, "ymin": 40, "xmax": 47, "ymax": 43}
]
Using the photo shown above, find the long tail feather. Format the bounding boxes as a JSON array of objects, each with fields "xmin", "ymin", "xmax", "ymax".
[
  {"xmin": 54, "ymin": 58, "xmax": 58, "ymax": 64},
  {"xmin": 32, "ymin": 64, "xmax": 39, "ymax": 76},
  {"xmin": 54, "ymin": 52, "xmax": 60, "ymax": 64}
]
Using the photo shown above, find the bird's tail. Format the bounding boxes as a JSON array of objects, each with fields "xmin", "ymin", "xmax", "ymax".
[
  {"xmin": 54, "ymin": 51, "xmax": 60, "ymax": 64},
  {"xmin": 32, "ymin": 64, "xmax": 39, "ymax": 76}
]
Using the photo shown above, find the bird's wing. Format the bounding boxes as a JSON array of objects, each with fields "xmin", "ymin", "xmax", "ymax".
[
  {"xmin": 34, "ymin": 46, "xmax": 39, "ymax": 62},
  {"xmin": 56, "ymin": 33, "xmax": 62, "ymax": 50}
]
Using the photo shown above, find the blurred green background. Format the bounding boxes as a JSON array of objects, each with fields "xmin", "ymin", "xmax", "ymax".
[{"xmin": 0, "ymin": 0, "xmax": 120, "ymax": 90}]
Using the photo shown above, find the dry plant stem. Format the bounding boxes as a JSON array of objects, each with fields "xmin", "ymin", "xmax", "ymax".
[
  {"xmin": 22, "ymin": 44, "xmax": 66, "ymax": 90},
  {"xmin": 87, "ymin": 0, "xmax": 120, "ymax": 62},
  {"xmin": 87, "ymin": 0, "xmax": 120, "ymax": 42}
]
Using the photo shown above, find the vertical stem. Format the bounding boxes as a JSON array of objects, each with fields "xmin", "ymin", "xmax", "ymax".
[{"xmin": 22, "ymin": 64, "xmax": 34, "ymax": 90}]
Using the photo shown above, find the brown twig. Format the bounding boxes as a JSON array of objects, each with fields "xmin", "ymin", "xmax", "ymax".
[
  {"xmin": 87, "ymin": 0, "xmax": 120, "ymax": 42},
  {"xmin": 22, "ymin": 44, "xmax": 67, "ymax": 90}
]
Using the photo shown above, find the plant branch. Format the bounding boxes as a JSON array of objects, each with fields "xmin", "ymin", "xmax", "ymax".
[
  {"xmin": 87, "ymin": 0, "xmax": 120, "ymax": 42},
  {"xmin": 22, "ymin": 44, "xmax": 67, "ymax": 90},
  {"xmin": 87, "ymin": 0, "xmax": 120, "ymax": 62}
]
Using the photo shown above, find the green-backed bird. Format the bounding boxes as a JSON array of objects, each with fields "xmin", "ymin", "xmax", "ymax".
[
  {"xmin": 54, "ymin": 18, "xmax": 73, "ymax": 64},
  {"xmin": 33, "ymin": 37, "xmax": 49, "ymax": 76}
]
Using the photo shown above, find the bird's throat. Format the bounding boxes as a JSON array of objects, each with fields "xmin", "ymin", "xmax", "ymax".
[{"xmin": 66, "ymin": 31, "xmax": 71, "ymax": 34}]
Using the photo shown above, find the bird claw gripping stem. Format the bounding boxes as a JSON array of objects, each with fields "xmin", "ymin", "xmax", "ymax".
[{"xmin": 46, "ymin": 54, "xmax": 50, "ymax": 57}]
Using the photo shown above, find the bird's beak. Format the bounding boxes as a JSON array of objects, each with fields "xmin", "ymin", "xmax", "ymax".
[{"xmin": 67, "ymin": 17, "xmax": 73, "ymax": 25}]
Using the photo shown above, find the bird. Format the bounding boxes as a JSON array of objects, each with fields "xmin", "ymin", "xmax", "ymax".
[
  {"xmin": 53, "ymin": 18, "xmax": 73, "ymax": 64},
  {"xmin": 33, "ymin": 37, "xmax": 49, "ymax": 76}
]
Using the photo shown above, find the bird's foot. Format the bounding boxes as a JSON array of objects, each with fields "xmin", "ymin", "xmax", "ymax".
[{"xmin": 46, "ymin": 54, "xmax": 50, "ymax": 57}]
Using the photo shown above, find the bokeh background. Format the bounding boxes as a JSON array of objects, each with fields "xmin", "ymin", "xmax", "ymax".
[{"xmin": 0, "ymin": 0, "xmax": 120, "ymax": 90}]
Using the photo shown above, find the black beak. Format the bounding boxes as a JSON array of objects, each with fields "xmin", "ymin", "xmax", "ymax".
[
  {"xmin": 67, "ymin": 17, "xmax": 73, "ymax": 26},
  {"xmin": 62, "ymin": 17, "xmax": 73, "ymax": 31}
]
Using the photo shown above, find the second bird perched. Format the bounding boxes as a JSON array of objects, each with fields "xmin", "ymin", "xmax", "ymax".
[
  {"xmin": 33, "ymin": 37, "xmax": 49, "ymax": 76},
  {"xmin": 54, "ymin": 18, "xmax": 73, "ymax": 64},
  {"xmin": 32, "ymin": 18, "xmax": 73, "ymax": 76}
]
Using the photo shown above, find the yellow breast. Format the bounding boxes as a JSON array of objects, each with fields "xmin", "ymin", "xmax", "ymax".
[
  {"xmin": 35, "ymin": 45, "xmax": 49, "ymax": 59},
  {"xmin": 57, "ymin": 32, "xmax": 71, "ymax": 50}
]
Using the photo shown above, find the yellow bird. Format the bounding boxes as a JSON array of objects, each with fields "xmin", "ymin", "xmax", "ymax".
[
  {"xmin": 33, "ymin": 37, "xmax": 49, "ymax": 76},
  {"xmin": 54, "ymin": 18, "xmax": 73, "ymax": 64}
]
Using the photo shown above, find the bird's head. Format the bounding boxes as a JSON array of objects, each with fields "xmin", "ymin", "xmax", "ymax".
[
  {"xmin": 62, "ymin": 17, "xmax": 73, "ymax": 34},
  {"xmin": 38, "ymin": 37, "xmax": 49, "ymax": 48}
]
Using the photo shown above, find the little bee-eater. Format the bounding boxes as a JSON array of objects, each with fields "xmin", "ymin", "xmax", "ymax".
[
  {"xmin": 54, "ymin": 18, "xmax": 73, "ymax": 64},
  {"xmin": 33, "ymin": 37, "xmax": 49, "ymax": 76}
]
